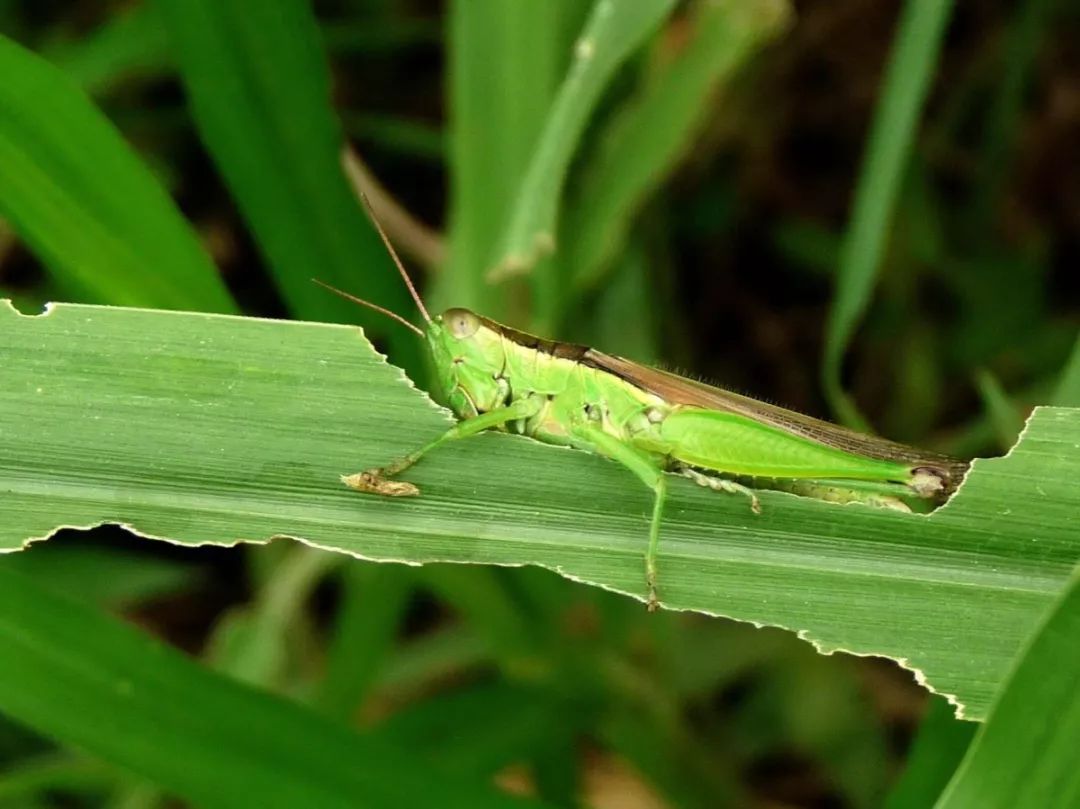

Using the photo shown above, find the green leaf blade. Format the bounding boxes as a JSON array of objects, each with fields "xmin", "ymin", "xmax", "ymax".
[
  {"xmin": 0, "ymin": 35, "xmax": 234, "ymax": 312},
  {"xmin": 1, "ymin": 301, "xmax": 1078, "ymax": 720},
  {"xmin": 822, "ymin": 0, "xmax": 956, "ymax": 429},
  {"xmin": 566, "ymin": 0, "xmax": 790, "ymax": 292},
  {"xmin": 0, "ymin": 565, "xmax": 545, "ymax": 809},
  {"xmin": 935, "ymin": 566, "xmax": 1080, "ymax": 808},
  {"xmin": 153, "ymin": 0, "xmax": 415, "ymax": 353},
  {"xmin": 488, "ymin": 0, "xmax": 677, "ymax": 281}
]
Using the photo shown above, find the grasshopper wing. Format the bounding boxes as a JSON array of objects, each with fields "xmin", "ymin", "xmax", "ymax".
[{"xmin": 584, "ymin": 350, "xmax": 967, "ymax": 493}]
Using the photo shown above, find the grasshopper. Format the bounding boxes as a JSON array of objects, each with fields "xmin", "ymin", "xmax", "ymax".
[{"xmin": 323, "ymin": 204, "xmax": 967, "ymax": 610}]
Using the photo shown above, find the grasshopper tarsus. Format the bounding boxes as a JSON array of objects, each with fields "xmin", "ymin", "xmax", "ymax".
[
  {"xmin": 645, "ymin": 566, "xmax": 660, "ymax": 612},
  {"xmin": 678, "ymin": 467, "xmax": 763, "ymax": 514},
  {"xmin": 341, "ymin": 470, "xmax": 420, "ymax": 497}
]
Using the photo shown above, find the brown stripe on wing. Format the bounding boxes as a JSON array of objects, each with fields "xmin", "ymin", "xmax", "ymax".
[
  {"xmin": 479, "ymin": 315, "xmax": 591, "ymax": 361},
  {"xmin": 584, "ymin": 349, "xmax": 968, "ymax": 488}
]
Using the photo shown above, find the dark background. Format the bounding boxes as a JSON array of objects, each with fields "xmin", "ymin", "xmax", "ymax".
[{"xmin": 1, "ymin": 0, "xmax": 1077, "ymax": 807}]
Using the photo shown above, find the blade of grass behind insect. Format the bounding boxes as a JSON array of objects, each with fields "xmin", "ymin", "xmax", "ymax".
[
  {"xmin": 587, "ymin": 238, "xmax": 660, "ymax": 363},
  {"xmin": 416, "ymin": 566, "xmax": 544, "ymax": 668},
  {"xmin": 935, "ymin": 565, "xmax": 1080, "ymax": 808},
  {"xmin": 436, "ymin": 0, "xmax": 579, "ymax": 319},
  {"xmin": 1052, "ymin": 332, "xmax": 1080, "ymax": 407},
  {"xmin": 153, "ymin": 0, "xmax": 419, "ymax": 366},
  {"xmin": 883, "ymin": 697, "xmax": 975, "ymax": 809},
  {"xmin": 969, "ymin": 0, "xmax": 1053, "ymax": 232},
  {"xmin": 0, "ymin": 35, "xmax": 234, "ymax": 312},
  {"xmin": 205, "ymin": 544, "xmax": 341, "ymax": 689},
  {"xmin": 45, "ymin": 3, "xmax": 438, "ymax": 100},
  {"xmin": 374, "ymin": 626, "xmax": 490, "ymax": 703},
  {"xmin": 0, "ymin": 565, "xmax": 548, "ymax": 809},
  {"xmin": 376, "ymin": 682, "xmax": 576, "ymax": 783},
  {"xmin": 0, "ymin": 755, "xmax": 116, "ymax": 805},
  {"xmin": 43, "ymin": 3, "xmax": 171, "ymax": 95},
  {"xmin": 564, "ymin": 0, "xmax": 790, "ymax": 295},
  {"xmin": 601, "ymin": 707, "xmax": 744, "ymax": 808},
  {"xmin": 822, "ymin": 0, "xmax": 955, "ymax": 431},
  {"xmin": 487, "ymin": 0, "xmax": 677, "ymax": 282},
  {"xmin": 2, "ymin": 302, "xmax": 1079, "ymax": 721},
  {"xmin": 0, "ymin": 541, "xmax": 198, "ymax": 608},
  {"xmin": 312, "ymin": 564, "xmax": 413, "ymax": 719},
  {"xmin": 341, "ymin": 113, "xmax": 445, "ymax": 163},
  {"xmin": 973, "ymin": 369, "xmax": 1025, "ymax": 451}
]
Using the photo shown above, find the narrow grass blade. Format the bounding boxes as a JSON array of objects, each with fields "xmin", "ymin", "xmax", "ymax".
[
  {"xmin": 973, "ymin": 369, "xmax": 1025, "ymax": 450},
  {"xmin": 883, "ymin": 698, "xmax": 975, "ymax": 809},
  {"xmin": 1052, "ymin": 332, "xmax": 1080, "ymax": 407},
  {"xmin": 0, "ymin": 542, "xmax": 198, "ymax": 607},
  {"xmin": 437, "ymin": 0, "xmax": 579, "ymax": 318},
  {"xmin": 565, "ymin": 0, "xmax": 790, "ymax": 293},
  {"xmin": 0, "ymin": 565, "xmax": 547, "ymax": 809},
  {"xmin": 935, "ymin": 566, "xmax": 1080, "ymax": 808},
  {"xmin": 487, "ymin": 0, "xmax": 677, "ymax": 282},
  {"xmin": 153, "ymin": 0, "xmax": 417, "ymax": 356},
  {"xmin": 822, "ymin": 0, "xmax": 956, "ymax": 430},
  {"xmin": 1, "ymin": 301, "xmax": 1078, "ymax": 720},
  {"xmin": 312, "ymin": 564, "xmax": 412, "ymax": 718},
  {"xmin": 43, "ymin": 4, "xmax": 171, "ymax": 94},
  {"xmin": 0, "ymin": 35, "xmax": 234, "ymax": 312}
]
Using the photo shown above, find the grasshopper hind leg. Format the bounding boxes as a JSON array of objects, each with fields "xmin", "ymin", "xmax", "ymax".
[{"xmin": 677, "ymin": 466, "xmax": 762, "ymax": 514}]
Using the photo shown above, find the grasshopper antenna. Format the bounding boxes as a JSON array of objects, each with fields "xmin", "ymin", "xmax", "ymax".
[
  {"xmin": 354, "ymin": 187, "xmax": 432, "ymax": 324},
  {"xmin": 312, "ymin": 278, "xmax": 424, "ymax": 337}
]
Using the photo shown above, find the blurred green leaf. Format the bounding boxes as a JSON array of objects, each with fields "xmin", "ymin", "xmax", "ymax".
[
  {"xmin": 44, "ymin": 4, "xmax": 171, "ymax": 94},
  {"xmin": 1053, "ymin": 333, "xmax": 1080, "ymax": 407},
  {"xmin": 206, "ymin": 544, "xmax": 340, "ymax": 688},
  {"xmin": 0, "ymin": 543, "xmax": 197, "ymax": 607},
  {"xmin": 319, "ymin": 17, "xmax": 441, "ymax": 54},
  {"xmin": 0, "ymin": 754, "xmax": 115, "ymax": 804},
  {"xmin": 935, "ymin": 565, "xmax": 1080, "ymax": 808},
  {"xmin": 341, "ymin": 113, "xmax": 445, "ymax": 162},
  {"xmin": 0, "ymin": 565, "xmax": 546, "ymax": 809},
  {"xmin": 588, "ymin": 239, "xmax": 660, "ymax": 363},
  {"xmin": 973, "ymin": 369, "xmax": 1025, "ymax": 451},
  {"xmin": 153, "ymin": 0, "xmax": 418, "ymax": 362},
  {"xmin": 822, "ymin": 0, "xmax": 955, "ymax": 430},
  {"xmin": 565, "ymin": 0, "xmax": 790, "ymax": 293},
  {"xmin": 45, "ymin": 4, "xmax": 439, "ymax": 98},
  {"xmin": 377, "ymin": 683, "xmax": 572, "ymax": 778},
  {"xmin": 312, "ymin": 564, "xmax": 412, "ymax": 718},
  {"xmin": 0, "ymin": 35, "xmax": 234, "ymax": 311},
  {"xmin": 772, "ymin": 220, "xmax": 841, "ymax": 277},
  {"xmin": 2, "ymin": 301, "xmax": 1079, "ymax": 722},
  {"xmin": 488, "ymin": 0, "xmax": 677, "ymax": 281},
  {"xmin": 970, "ymin": 0, "xmax": 1053, "ymax": 229},
  {"xmin": 884, "ymin": 697, "xmax": 975, "ymax": 809},
  {"xmin": 438, "ymin": 0, "xmax": 578, "ymax": 319}
]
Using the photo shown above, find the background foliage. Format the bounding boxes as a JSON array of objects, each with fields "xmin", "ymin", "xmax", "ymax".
[{"xmin": 0, "ymin": 0, "xmax": 1077, "ymax": 807}]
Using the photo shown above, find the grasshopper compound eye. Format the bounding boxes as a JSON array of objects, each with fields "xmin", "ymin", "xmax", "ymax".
[{"xmin": 443, "ymin": 308, "xmax": 480, "ymax": 339}]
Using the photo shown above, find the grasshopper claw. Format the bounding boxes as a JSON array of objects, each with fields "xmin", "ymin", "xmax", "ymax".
[
  {"xmin": 341, "ymin": 470, "xmax": 420, "ymax": 497},
  {"xmin": 647, "ymin": 589, "xmax": 660, "ymax": 612}
]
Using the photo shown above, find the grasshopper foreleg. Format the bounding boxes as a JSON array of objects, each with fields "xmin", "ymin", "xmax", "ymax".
[
  {"xmin": 677, "ymin": 466, "xmax": 762, "ymax": 514},
  {"xmin": 344, "ymin": 396, "xmax": 543, "ymax": 497}
]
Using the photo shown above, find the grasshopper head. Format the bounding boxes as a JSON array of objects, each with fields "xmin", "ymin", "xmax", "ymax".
[{"xmin": 426, "ymin": 308, "xmax": 506, "ymax": 418}]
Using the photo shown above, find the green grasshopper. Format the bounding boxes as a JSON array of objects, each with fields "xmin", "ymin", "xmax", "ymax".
[{"xmin": 322, "ymin": 208, "xmax": 968, "ymax": 610}]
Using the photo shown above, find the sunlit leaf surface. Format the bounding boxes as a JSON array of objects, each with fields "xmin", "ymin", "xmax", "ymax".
[{"xmin": 2, "ymin": 301, "xmax": 1078, "ymax": 720}]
